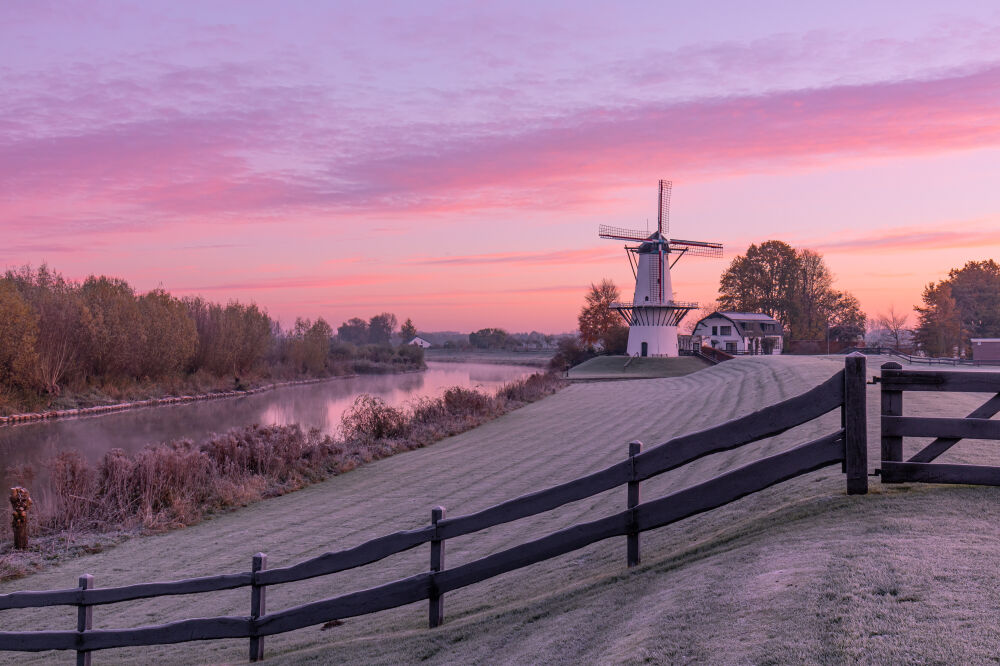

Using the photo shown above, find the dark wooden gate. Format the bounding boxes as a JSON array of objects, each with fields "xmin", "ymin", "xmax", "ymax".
[{"xmin": 878, "ymin": 362, "xmax": 1000, "ymax": 484}]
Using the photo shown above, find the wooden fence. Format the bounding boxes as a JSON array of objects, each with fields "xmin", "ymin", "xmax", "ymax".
[
  {"xmin": 878, "ymin": 361, "xmax": 1000, "ymax": 484},
  {"xmin": 844, "ymin": 346, "xmax": 1000, "ymax": 367},
  {"xmin": 0, "ymin": 355, "xmax": 869, "ymax": 663}
]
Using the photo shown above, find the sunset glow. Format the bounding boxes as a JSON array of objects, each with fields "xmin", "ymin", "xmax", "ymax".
[{"xmin": 4, "ymin": 1, "xmax": 1000, "ymax": 331}]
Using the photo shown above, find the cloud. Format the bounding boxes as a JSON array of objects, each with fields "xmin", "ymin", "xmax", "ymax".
[
  {"xmin": 811, "ymin": 224, "xmax": 1000, "ymax": 253},
  {"xmin": 7, "ymin": 47, "xmax": 1000, "ymax": 229},
  {"xmin": 171, "ymin": 274, "xmax": 390, "ymax": 293},
  {"xmin": 406, "ymin": 247, "xmax": 618, "ymax": 266}
]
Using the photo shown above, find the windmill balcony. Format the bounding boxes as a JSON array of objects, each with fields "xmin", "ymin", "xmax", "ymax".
[{"xmin": 611, "ymin": 299, "xmax": 699, "ymax": 309}]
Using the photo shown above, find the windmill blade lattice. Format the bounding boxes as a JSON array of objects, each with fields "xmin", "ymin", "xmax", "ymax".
[
  {"xmin": 668, "ymin": 238, "xmax": 723, "ymax": 258},
  {"xmin": 598, "ymin": 225, "xmax": 652, "ymax": 242},
  {"xmin": 658, "ymin": 179, "xmax": 671, "ymax": 235}
]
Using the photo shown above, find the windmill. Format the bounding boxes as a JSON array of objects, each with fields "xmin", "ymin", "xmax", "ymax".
[{"xmin": 598, "ymin": 180, "xmax": 723, "ymax": 357}]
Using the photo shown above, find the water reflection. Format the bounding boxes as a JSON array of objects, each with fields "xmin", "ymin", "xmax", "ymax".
[{"xmin": 0, "ymin": 362, "xmax": 535, "ymax": 486}]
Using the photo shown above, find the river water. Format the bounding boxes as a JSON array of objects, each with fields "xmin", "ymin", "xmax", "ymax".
[{"xmin": 0, "ymin": 362, "xmax": 537, "ymax": 487}]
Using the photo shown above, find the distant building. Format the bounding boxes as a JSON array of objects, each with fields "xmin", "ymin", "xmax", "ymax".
[
  {"xmin": 971, "ymin": 338, "xmax": 1000, "ymax": 362},
  {"xmin": 408, "ymin": 336, "xmax": 432, "ymax": 349},
  {"xmin": 691, "ymin": 312, "xmax": 783, "ymax": 355}
]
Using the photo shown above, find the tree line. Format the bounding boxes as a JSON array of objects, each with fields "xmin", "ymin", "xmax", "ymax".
[
  {"xmin": 0, "ymin": 265, "xmax": 421, "ymax": 406},
  {"xmin": 914, "ymin": 259, "xmax": 1000, "ymax": 357}
]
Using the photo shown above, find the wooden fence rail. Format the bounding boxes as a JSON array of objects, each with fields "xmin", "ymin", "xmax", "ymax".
[
  {"xmin": 0, "ymin": 355, "xmax": 868, "ymax": 662},
  {"xmin": 879, "ymin": 362, "xmax": 1000, "ymax": 485}
]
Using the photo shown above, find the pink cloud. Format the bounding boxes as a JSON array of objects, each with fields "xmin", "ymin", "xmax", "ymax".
[
  {"xmin": 811, "ymin": 224, "xmax": 1000, "ymax": 253},
  {"xmin": 6, "ymin": 60, "xmax": 1000, "ymax": 231},
  {"xmin": 406, "ymin": 247, "xmax": 618, "ymax": 266}
]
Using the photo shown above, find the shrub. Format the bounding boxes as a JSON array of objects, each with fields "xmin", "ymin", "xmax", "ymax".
[
  {"xmin": 340, "ymin": 394, "xmax": 409, "ymax": 442},
  {"xmin": 443, "ymin": 386, "xmax": 495, "ymax": 416}
]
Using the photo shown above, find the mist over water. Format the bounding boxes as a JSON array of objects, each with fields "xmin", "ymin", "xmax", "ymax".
[{"xmin": 0, "ymin": 362, "xmax": 536, "ymax": 489}]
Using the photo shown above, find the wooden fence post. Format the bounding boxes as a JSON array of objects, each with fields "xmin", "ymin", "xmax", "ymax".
[
  {"xmin": 880, "ymin": 361, "xmax": 903, "ymax": 483},
  {"xmin": 844, "ymin": 353, "xmax": 868, "ymax": 495},
  {"xmin": 429, "ymin": 506, "xmax": 446, "ymax": 628},
  {"xmin": 627, "ymin": 441, "xmax": 643, "ymax": 567},
  {"xmin": 9, "ymin": 487, "xmax": 31, "ymax": 550},
  {"xmin": 250, "ymin": 553, "xmax": 267, "ymax": 662},
  {"xmin": 76, "ymin": 574, "xmax": 93, "ymax": 666}
]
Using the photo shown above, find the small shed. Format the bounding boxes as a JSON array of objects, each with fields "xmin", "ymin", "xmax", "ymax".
[
  {"xmin": 408, "ymin": 336, "xmax": 432, "ymax": 349},
  {"xmin": 971, "ymin": 338, "xmax": 1000, "ymax": 362}
]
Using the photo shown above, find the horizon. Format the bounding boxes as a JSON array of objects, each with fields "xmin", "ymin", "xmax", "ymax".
[{"xmin": 5, "ymin": 2, "xmax": 1000, "ymax": 331}]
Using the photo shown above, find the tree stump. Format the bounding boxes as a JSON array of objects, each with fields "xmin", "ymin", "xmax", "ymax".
[{"xmin": 9, "ymin": 486, "xmax": 32, "ymax": 550}]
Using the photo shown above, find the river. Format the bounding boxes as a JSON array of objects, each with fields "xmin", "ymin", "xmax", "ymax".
[{"xmin": 0, "ymin": 362, "xmax": 537, "ymax": 488}]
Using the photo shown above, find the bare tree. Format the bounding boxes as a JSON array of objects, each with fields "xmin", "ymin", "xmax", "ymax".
[{"xmin": 876, "ymin": 305, "xmax": 910, "ymax": 350}]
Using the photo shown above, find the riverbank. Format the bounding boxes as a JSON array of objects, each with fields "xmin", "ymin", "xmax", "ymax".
[
  {"xmin": 424, "ymin": 348, "xmax": 553, "ymax": 367},
  {"xmin": 0, "ymin": 370, "xmax": 564, "ymax": 581},
  {"xmin": 0, "ymin": 361, "xmax": 425, "ymax": 426}
]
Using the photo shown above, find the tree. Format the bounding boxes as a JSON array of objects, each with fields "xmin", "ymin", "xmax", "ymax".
[
  {"xmin": 400, "ymin": 318, "xmax": 417, "ymax": 341},
  {"xmin": 4, "ymin": 265, "xmax": 85, "ymax": 394},
  {"xmin": 913, "ymin": 260, "xmax": 1000, "ymax": 357},
  {"xmin": 947, "ymin": 260, "xmax": 1000, "ymax": 345},
  {"xmin": 790, "ymin": 249, "xmax": 834, "ymax": 339},
  {"xmin": 368, "ymin": 312, "xmax": 398, "ymax": 345},
  {"xmin": 718, "ymin": 240, "xmax": 800, "ymax": 327},
  {"xmin": 337, "ymin": 317, "xmax": 369, "ymax": 345},
  {"xmin": 875, "ymin": 305, "xmax": 910, "ymax": 349},
  {"xmin": 138, "ymin": 289, "xmax": 197, "ymax": 378},
  {"xmin": 915, "ymin": 282, "xmax": 963, "ymax": 357},
  {"xmin": 719, "ymin": 241, "xmax": 865, "ymax": 341},
  {"xmin": 79, "ymin": 276, "xmax": 145, "ymax": 379},
  {"xmin": 578, "ymin": 279, "xmax": 628, "ymax": 353},
  {"xmin": 469, "ymin": 328, "xmax": 509, "ymax": 349},
  {"xmin": 0, "ymin": 280, "xmax": 39, "ymax": 391}
]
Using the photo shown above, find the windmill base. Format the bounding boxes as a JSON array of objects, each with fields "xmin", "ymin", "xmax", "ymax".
[{"xmin": 626, "ymin": 325, "xmax": 679, "ymax": 357}]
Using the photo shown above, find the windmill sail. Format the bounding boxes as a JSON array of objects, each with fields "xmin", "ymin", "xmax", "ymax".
[
  {"xmin": 668, "ymin": 238, "xmax": 723, "ymax": 258},
  {"xmin": 658, "ymin": 179, "xmax": 671, "ymax": 235},
  {"xmin": 598, "ymin": 225, "xmax": 652, "ymax": 242}
]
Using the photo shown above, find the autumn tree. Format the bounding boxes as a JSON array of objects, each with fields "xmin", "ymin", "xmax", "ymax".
[
  {"xmin": 400, "ymin": 318, "xmax": 417, "ymax": 341},
  {"xmin": 138, "ymin": 289, "xmax": 198, "ymax": 377},
  {"xmin": 4, "ymin": 265, "xmax": 84, "ymax": 394},
  {"xmin": 915, "ymin": 260, "xmax": 1000, "ymax": 356},
  {"xmin": 79, "ymin": 276, "xmax": 145, "ymax": 379},
  {"xmin": 915, "ymin": 282, "xmax": 963, "ymax": 357},
  {"xmin": 0, "ymin": 280, "xmax": 40, "ymax": 391},
  {"xmin": 719, "ymin": 241, "xmax": 864, "ymax": 341},
  {"xmin": 718, "ymin": 241, "xmax": 800, "ymax": 327},
  {"xmin": 578, "ymin": 279, "xmax": 628, "ymax": 353}
]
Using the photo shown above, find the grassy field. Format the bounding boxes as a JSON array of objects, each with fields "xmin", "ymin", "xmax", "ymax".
[{"xmin": 3, "ymin": 355, "xmax": 1000, "ymax": 664}]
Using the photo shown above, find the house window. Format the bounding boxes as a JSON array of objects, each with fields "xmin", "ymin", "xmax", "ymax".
[
  {"xmin": 712, "ymin": 326, "xmax": 718, "ymax": 335},
  {"xmin": 720, "ymin": 326, "xmax": 732, "ymax": 336},
  {"xmin": 725, "ymin": 342, "xmax": 737, "ymax": 353}
]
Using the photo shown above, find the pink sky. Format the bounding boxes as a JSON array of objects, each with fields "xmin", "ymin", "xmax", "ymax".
[{"xmin": 3, "ymin": 1, "xmax": 1000, "ymax": 332}]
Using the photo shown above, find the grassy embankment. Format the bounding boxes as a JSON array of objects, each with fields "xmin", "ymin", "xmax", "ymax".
[
  {"xmin": 4, "ymin": 356, "xmax": 1000, "ymax": 663},
  {"xmin": 0, "ymin": 372, "xmax": 562, "ymax": 581}
]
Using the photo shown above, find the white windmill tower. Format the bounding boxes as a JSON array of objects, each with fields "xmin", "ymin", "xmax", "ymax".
[{"xmin": 599, "ymin": 180, "xmax": 723, "ymax": 357}]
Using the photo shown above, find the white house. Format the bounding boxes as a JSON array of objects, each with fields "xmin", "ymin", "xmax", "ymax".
[
  {"xmin": 408, "ymin": 336, "xmax": 432, "ymax": 349},
  {"xmin": 691, "ymin": 312, "xmax": 783, "ymax": 355}
]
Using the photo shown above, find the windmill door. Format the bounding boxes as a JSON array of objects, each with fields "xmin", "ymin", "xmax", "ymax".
[{"xmin": 641, "ymin": 342, "xmax": 648, "ymax": 357}]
